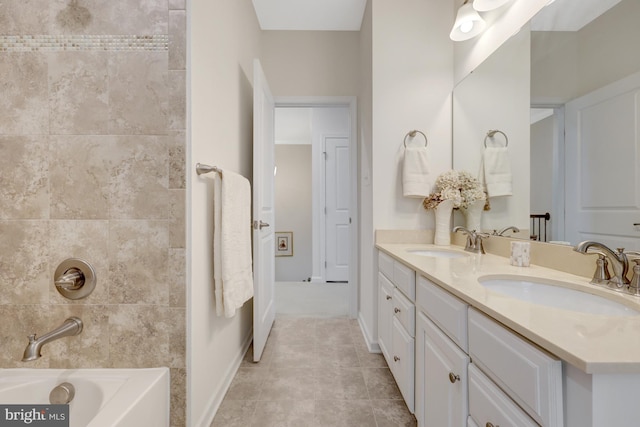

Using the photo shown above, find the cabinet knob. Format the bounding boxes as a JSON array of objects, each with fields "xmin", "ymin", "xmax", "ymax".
[
  {"xmin": 448, "ymin": 372, "xmax": 460, "ymax": 383},
  {"xmin": 393, "ymin": 355, "xmax": 400, "ymax": 362},
  {"xmin": 394, "ymin": 307, "xmax": 401, "ymax": 314},
  {"xmin": 386, "ymin": 295, "xmax": 392, "ymax": 300},
  {"xmin": 486, "ymin": 423, "xmax": 499, "ymax": 427}
]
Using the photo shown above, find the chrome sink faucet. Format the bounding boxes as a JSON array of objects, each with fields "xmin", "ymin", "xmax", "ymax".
[
  {"xmin": 492, "ymin": 225, "xmax": 520, "ymax": 236},
  {"xmin": 22, "ymin": 317, "xmax": 83, "ymax": 362},
  {"xmin": 574, "ymin": 241, "xmax": 629, "ymax": 291},
  {"xmin": 453, "ymin": 226, "xmax": 489, "ymax": 254}
]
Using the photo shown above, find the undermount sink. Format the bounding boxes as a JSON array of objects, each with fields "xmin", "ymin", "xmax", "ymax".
[
  {"xmin": 406, "ymin": 249, "xmax": 468, "ymax": 259},
  {"xmin": 478, "ymin": 276, "xmax": 640, "ymax": 316}
]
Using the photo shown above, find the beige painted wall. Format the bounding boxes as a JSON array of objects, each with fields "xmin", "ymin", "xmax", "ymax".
[
  {"xmin": 189, "ymin": 0, "xmax": 261, "ymax": 425},
  {"xmin": 0, "ymin": 1, "xmax": 187, "ymax": 426},
  {"xmin": 261, "ymin": 31, "xmax": 361, "ymax": 97},
  {"xmin": 532, "ymin": 0, "xmax": 640, "ymax": 104},
  {"xmin": 275, "ymin": 145, "xmax": 313, "ymax": 281},
  {"xmin": 364, "ymin": 0, "xmax": 455, "ymax": 344}
]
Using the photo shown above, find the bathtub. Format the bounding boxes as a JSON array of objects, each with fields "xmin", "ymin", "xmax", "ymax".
[{"xmin": 0, "ymin": 367, "xmax": 169, "ymax": 427}]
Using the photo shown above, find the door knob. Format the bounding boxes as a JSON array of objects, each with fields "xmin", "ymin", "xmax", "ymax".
[{"xmin": 253, "ymin": 220, "xmax": 270, "ymax": 230}]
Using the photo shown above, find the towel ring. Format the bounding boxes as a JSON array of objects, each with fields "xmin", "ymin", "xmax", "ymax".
[
  {"xmin": 403, "ymin": 130, "xmax": 428, "ymax": 148},
  {"xmin": 484, "ymin": 129, "xmax": 508, "ymax": 148}
]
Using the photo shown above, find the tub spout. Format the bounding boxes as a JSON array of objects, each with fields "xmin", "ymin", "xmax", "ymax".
[{"xmin": 22, "ymin": 317, "xmax": 83, "ymax": 362}]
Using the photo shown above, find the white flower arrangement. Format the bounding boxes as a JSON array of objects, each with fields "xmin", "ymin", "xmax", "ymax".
[{"xmin": 422, "ymin": 170, "xmax": 486, "ymax": 210}]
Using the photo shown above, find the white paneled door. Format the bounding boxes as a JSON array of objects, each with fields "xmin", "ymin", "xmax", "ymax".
[
  {"xmin": 252, "ymin": 59, "xmax": 276, "ymax": 361},
  {"xmin": 324, "ymin": 135, "xmax": 350, "ymax": 282},
  {"xmin": 565, "ymin": 71, "xmax": 640, "ymax": 250}
]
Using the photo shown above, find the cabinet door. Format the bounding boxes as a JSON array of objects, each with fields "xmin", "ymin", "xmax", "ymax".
[
  {"xmin": 378, "ymin": 272, "xmax": 394, "ymax": 361},
  {"xmin": 416, "ymin": 312, "xmax": 469, "ymax": 427},
  {"xmin": 391, "ymin": 317, "xmax": 415, "ymax": 414}
]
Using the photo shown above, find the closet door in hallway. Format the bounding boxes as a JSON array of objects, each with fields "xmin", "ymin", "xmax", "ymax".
[{"xmin": 324, "ymin": 135, "xmax": 350, "ymax": 282}]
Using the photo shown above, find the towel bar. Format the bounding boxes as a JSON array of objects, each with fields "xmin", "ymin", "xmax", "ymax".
[
  {"xmin": 403, "ymin": 130, "xmax": 428, "ymax": 148},
  {"xmin": 196, "ymin": 163, "xmax": 221, "ymax": 175},
  {"xmin": 484, "ymin": 129, "xmax": 508, "ymax": 147}
]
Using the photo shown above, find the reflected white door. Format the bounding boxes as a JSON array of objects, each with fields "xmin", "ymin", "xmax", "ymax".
[
  {"xmin": 252, "ymin": 59, "xmax": 276, "ymax": 361},
  {"xmin": 324, "ymin": 135, "xmax": 350, "ymax": 282},
  {"xmin": 565, "ymin": 71, "xmax": 640, "ymax": 250}
]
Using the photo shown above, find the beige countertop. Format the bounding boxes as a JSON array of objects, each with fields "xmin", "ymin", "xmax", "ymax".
[{"xmin": 376, "ymin": 242, "xmax": 640, "ymax": 375}]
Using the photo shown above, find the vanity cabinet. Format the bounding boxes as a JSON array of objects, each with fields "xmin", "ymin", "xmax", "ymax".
[
  {"xmin": 377, "ymin": 251, "xmax": 415, "ymax": 413},
  {"xmin": 468, "ymin": 308, "xmax": 563, "ymax": 427},
  {"xmin": 415, "ymin": 275, "xmax": 470, "ymax": 427},
  {"xmin": 416, "ymin": 311, "xmax": 469, "ymax": 427}
]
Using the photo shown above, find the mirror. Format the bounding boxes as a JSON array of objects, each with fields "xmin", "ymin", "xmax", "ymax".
[{"xmin": 453, "ymin": 0, "xmax": 640, "ymax": 247}]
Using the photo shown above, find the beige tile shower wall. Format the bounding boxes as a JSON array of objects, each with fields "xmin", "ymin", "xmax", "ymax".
[{"xmin": 0, "ymin": 1, "xmax": 186, "ymax": 426}]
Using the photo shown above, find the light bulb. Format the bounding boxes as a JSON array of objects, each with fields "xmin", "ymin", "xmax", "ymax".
[{"xmin": 460, "ymin": 21, "xmax": 474, "ymax": 33}]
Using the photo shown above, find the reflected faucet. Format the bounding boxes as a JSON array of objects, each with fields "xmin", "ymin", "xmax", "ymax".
[
  {"xmin": 574, "ymin": 241, "xmax": 629, "ymax": 290},
  {"xmin": 22, "ymin": 317, "xmax": 83, "ymax": 362},
  {"xmin": 493, "ymin": 226, "xmax": 520, "ymax": 236}
]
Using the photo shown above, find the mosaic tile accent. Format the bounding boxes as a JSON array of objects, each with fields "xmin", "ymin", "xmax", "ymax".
[{"xmin": 0, "ymin": 35, "xmax": 168, "ymax": 52}]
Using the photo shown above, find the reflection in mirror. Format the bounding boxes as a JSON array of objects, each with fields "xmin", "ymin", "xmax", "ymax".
[{"xmin": 454, "ymin": 0, "xmax": 640, "ymax": 249}]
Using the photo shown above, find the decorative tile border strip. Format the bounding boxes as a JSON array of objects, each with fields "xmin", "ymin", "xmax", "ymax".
[{"xmin": 0, "ymin": 35, "xmax": 168, "ymax": 52}]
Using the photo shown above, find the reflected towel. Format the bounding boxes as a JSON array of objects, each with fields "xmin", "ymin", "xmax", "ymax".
[
  {"xmin": 213, "ymin": 169, "xmax": 254, "ymax": 318},
  {"xmin": 402, "ymin": 146, "xmax": 432, "ymax": 198},
  {"xmin": 480, "ymin": 147, "xmax": 512, "ymax": 198}
]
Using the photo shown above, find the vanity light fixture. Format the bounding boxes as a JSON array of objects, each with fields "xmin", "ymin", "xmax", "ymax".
[
  {"xmin": 450, "ymin": 0, "xmax": 487, "ymax": 41},
  {"xmin": 473, "ymin": 0, "xmax": 513, "ymax": 12}
]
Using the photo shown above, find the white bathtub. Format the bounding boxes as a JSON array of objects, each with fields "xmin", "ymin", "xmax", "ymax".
[{"xmin": 0, "ymin": 367, "xmax": 169, "ymax": 427}]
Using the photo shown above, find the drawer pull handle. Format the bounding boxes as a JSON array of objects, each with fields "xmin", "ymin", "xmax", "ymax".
[
  {"xmin": 386, "ymin": 295, "xmax": 392, "ymax": 300},
  {"xmin": 394, "ymin": 307, "xmax": 401, "ymax": 314},
  {"xmin": 448, "ymin": 372, "xmax": 460, "ymax": 383},
  {"xmin": 486, "ymin": 423, "xmax": 499, "ymax": 427},
  {"xmin": 393, "ymin": 356, "xmax": 400, "ymax": 362}
]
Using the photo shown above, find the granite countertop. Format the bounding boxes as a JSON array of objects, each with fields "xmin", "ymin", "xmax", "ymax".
[{"xmin": 376, "ymin": 242, "xmax": 640, "ymax": 374}]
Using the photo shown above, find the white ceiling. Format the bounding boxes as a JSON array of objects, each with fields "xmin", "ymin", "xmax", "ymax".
[
  {"xmin": 252, "ymin": 0, "xmax": 622, "ymax": 33},
  {"xmin": 531, "ymin": 0, "xmax": 622, "ymax": 31},
  {"xmin": 251, "ymin": 0, "xmax": 367, "ymax": 31}
]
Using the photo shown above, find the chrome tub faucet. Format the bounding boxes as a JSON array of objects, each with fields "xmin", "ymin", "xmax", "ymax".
[{"xmin": 22, "ymin": 317, "xmax": 83, "ymax": 362}]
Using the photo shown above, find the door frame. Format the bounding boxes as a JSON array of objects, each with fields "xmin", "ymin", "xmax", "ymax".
[{"xmin": 274, "ymin": 96, "xmax": 358, "ymax": 319}]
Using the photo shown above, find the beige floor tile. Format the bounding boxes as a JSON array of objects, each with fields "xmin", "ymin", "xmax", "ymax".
[
  {"xmin": 314, "ymin": 400, "xmax": 376, "ymax": 427},
  {"xmin": 315, "ymin": 367, "xmax": 369, "ymax": 400},
  {"xmin": 210, "ymin": 400, "xmax": 257, "ymax": 427},
  {"xmin": 251, "ymin": 400, "xmax": 316, "ymax": 427},
  {"xmin": 372, "ymin": 399, "xmax": 417, "ymax": 427},
  {"xmin": 362, "ymin": 368, "xmax": 403, "ymax": 400},
  {"xmin": 259, "ymin": 368, "xmax": 317, "ymax": 401}
]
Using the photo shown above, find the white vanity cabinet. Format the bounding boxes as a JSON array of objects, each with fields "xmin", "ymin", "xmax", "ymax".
[
  {"xmin": 468, "ymin": 308, "xmax": 564, "ymax": 427},
  {"xmin": 377, "ymin": 251, "xmax": 415, "ymax": 413},
  {"xmin": 415, "ymin": 274, "xmax": 470, "ymax": 427}
]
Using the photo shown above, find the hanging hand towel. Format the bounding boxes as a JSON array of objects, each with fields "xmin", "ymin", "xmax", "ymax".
[
  {"xmin": 402, "ymin": 146, "xmax": 432, "ymax": 198},
  {"xmin": 212, "ymin": 169, "xmax": 254, "ymax": 318},
  {"xmin": 212, "ymin": 174, "xmax": 224, "ymax": 315},
  {"xmin": 481, "ymin": 146, "xmax": 512, "ymax": 198}
]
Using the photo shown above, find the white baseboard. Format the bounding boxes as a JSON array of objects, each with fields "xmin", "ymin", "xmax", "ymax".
[
  {"xmin": 194, "ymin": 328, "xmax": 253, "ymax": 427},
  {"xmin": 358, "ymin": 312, "xmax": 381, "ymax": 353}
]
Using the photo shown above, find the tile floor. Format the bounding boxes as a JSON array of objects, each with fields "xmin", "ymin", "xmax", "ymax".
[
  {"xmin": 275, "ymin": 281, "xmax": 350, "ymax": 317},
  {"xmin": 211, "ymin": 316, "xmax": 417, "ymax": 426}
]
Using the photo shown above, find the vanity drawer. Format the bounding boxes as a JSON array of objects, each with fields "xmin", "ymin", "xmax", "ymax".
[
  {"xmin": 468, "ymin": 309, "xmax": 563, "ymax": 427},
  {"xmin": 392, "ymin": 287, "xmax": 415, "ymax": 337},
  {"xmin": 416, "ymin": 275, "xmax": 468, "ymax": 351},
  {"xmin": 468, "ymin": 363, "xmax": 538, "ymax": 427},
  {"xmin": 393, "ymin": 261, "xmax": 416, "ymax": 300},
  {"xmin": 378, "ymin": 251, "xmax": 394, "ymax": 281}
]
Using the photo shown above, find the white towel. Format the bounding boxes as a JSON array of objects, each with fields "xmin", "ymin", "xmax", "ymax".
[
  {"xmin": 480, "ymin": 147, "xmax": 512, "ymax": 198},
  {"xmin": 402, "ymin": 146, "xmax": 432, "ymax": 198},
  {"xmin": 212, "ymin": 170, "xmax": 254, "ymax": 318}
]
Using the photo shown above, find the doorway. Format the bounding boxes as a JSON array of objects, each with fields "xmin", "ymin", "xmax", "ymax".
[{"xmin": 273, "ymin": 98, "xmax": 357, "ymax": 317}]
